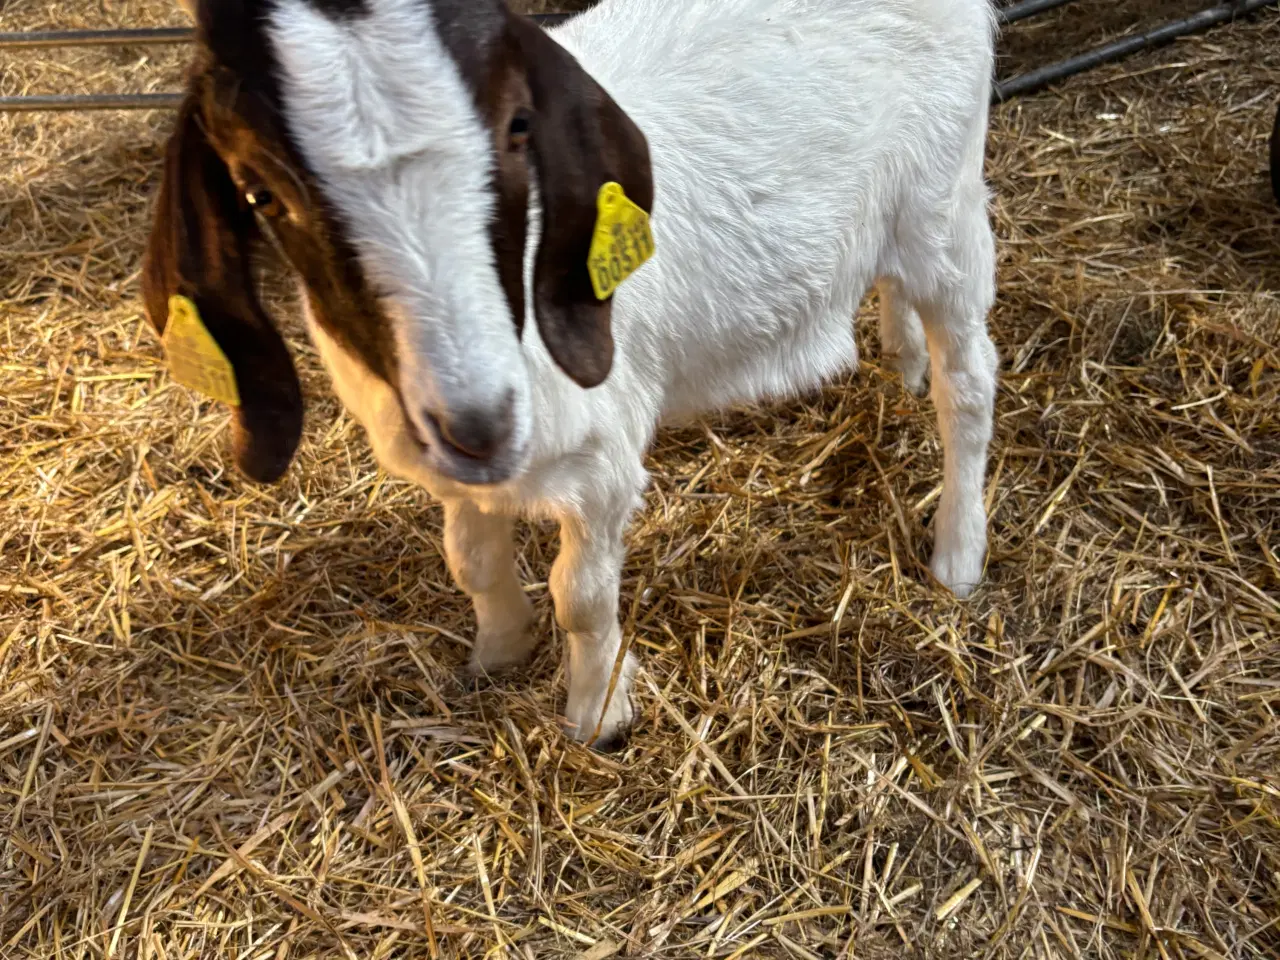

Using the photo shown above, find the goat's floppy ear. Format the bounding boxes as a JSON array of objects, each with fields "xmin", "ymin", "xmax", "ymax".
[
  {"xmin": 510, "ymin": 16, "xmax": 654, "ymax": 389},
  {"xmin": 142, "ymin": 92, "xmax": 303, "ymax": 484}
]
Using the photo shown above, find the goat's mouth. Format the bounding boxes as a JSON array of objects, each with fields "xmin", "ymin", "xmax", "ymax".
[{"xmin": 399, "ymin": 400, "xmax": 524, "ymax": 488}]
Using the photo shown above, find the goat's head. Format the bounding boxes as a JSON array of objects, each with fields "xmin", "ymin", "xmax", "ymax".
[{"xmin": 143, "ymin": 0, "xmax": 652, "ymax": 485}]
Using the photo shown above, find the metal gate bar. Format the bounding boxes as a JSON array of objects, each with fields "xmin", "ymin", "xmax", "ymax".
[
  {"xmin": 1000, "ymin": 0, "xmax": 1076, "ymax": 24},
  {"xmin": 0, "ymin": 1, "xmax": 1067, "ymax": 51},
  {"xmin": 0, "ymin": 14, "xmax": 571, "ymax": 50},
  {"xmin": 0, "ymin": 12, "xmax": 569, "ymax": 111},
  {"xmin": 0, "ymin": 2, "xmax": 1275, "ymax": 111},
  {"xmin": 0, "ymin": 2, "xmax": 1093, "ymax": 51},
  {"xmin": 994, "ymin": 0, "xmax": 1277, "ymax": 101},
  {"xmin": 0, "ymin": 92, "xmax": 182, "ymax": 111},
  {"xmin": 0, "ymin": 27, "xmax": 192, "ymax": 49}
]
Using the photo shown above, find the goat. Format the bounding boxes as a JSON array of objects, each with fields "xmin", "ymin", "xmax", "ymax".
[{"xmin": 142, "ymin": 0, "xmax": 1000, "ymax": 749}]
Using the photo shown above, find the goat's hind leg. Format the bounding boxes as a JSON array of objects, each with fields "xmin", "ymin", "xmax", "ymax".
[
  {"xmin": 912, "ymin": 199, "xmax": 998, "ymax": 598},
  {"xmin": 878, "ymin": 277, "xmax": 930, "ymax": 396},
  {"xmin": 443, "ymin": 499, "xmax": 538, "ymax": 673}
]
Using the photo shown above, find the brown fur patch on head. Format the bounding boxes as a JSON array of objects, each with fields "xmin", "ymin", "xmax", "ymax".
[{"xmin": 195, "ymin": 65, "xmax": 400, "ymax": 385}]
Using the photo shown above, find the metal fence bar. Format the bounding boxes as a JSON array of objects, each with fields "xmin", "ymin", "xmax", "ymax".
[
  {"xmin": 0, "ymin": 6, "xmax": 1089, "ymax": 45},
  {"xmin": 999, "ymin": 0, "xmax": 1077, "ymax": 25},
  {"xmin": 0, "ymin": 6, "xmax": 1066, "ymax": 49},
  {"xmin": 0, "ymin": 92, "xmax": 182, "ymax": 111},
  {"xmin": 0, "ymin": 13, "xmax": 570, "ymax": 49},
  {"xmin": 0, "ymin": 27, "xmax": 193, "ymax": 49},
  {"xmin": 994, "ymin": 0, "xmax": 1278, "ymax": 101},
  {"xmin": 0, "ymin": 12, "xmax": 573, "ymax": 111},
  {"xmin": 1, "ymin": 4, "xmax": 1276, "ymax": 111}
]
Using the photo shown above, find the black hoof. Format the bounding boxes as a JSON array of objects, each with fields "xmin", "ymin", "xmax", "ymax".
[{"xmin": 588, "ymin": 726, "xmax": 632, "ymax": 754}]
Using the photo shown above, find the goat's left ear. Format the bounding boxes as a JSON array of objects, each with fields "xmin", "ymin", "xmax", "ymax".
[{"xmin": 509, "ymin": 15, "xmax": 654, "ymax": 389}]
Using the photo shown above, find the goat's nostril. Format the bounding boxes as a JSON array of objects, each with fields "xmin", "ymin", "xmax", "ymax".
[{"xmin": 427, "ymin": 395, "xmax": 515, "ymax": 462}]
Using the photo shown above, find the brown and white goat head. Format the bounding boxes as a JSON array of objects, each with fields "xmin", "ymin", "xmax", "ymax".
[{"xmin": 142, "ymin": 0, "xmax": 652, "ymax": 485}]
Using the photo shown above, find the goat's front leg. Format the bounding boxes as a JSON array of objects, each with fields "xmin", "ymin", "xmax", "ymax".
[
  {"xmin": 550, "ymin": 481, "xmax": 643, "ymax": 750},
  {"xmin": 442, "ymin": 499, "xmax": 537, "ymax": 673}
]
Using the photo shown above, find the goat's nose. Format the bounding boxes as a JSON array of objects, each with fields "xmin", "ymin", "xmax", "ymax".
[{"xmin": 427, "ymin": 394, "xmax": 515, "ymax": 462}]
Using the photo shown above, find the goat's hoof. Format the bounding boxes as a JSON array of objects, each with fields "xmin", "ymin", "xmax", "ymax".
[
  {"xmin": 930, "ymin": 548, "xmax": 984, "ymax": 599},
  {"xmin": 589, "ymin": 724, "xmax": 632, "ymax": 754},
  {"xmin": 903, "ymin": 371, "xmax": 929, "ymax": 398},
  {"xmin": 564, "ymin": 655, "xmax": 637, "ymax": 751},
  {"xmin": 884, "ymin": 353, "xmax": 930, "ymax": 397},
  {"xmin": 565, "ymin": 701, "xmax": 634, "ymax": 753},
  {"xmin": 467, "ymin": 626, "xmax": 539, "ymax": 676}
]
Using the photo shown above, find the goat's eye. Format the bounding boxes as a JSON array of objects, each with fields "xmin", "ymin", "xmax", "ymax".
[
  {"xmin": 245, "ymin": 187, "xmax": 281, "ymax": 217},
  {"xmin": 507, "ymin": 112, "xmax": 531, "ymax": 151}
]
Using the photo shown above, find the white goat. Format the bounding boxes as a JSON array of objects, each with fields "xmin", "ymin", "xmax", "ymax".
[{"xmin": 143, "ymin": 0, "xmax": 999, "ymax": 748}]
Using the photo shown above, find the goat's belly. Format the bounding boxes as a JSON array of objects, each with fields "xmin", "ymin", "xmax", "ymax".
[{"xmin": 660, "ymin": 317, "xmax": 858, "ymax": 422}]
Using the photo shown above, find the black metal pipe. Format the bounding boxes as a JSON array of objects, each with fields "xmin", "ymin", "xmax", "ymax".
[
  {"xmin": 0, "ymin": 6, "xmax": 1086, "ymax": 49},
  {"xmin": 999, "ymin": 0, "xmax": 1077, "ymax": 25},
  {"xmin": 0, "ymin": 92, "xmax": 183, "ymax": 111},
  {"xmin": 2, "ymin": 3, "xmax": 1276, "ymax": 111},
  {"xmin": 0, "ymin": 6, "xmax": 1096, "ymax": 49},
  {"xmin": 0, "ymin": 27, "xmax": 192, "ymax": 49},
  {"xmin": 0, "ymin": 13, "xmax": 573, "ymax": 111},
  {"xmin": 993, "ymin": 0, "xmax": 1279, "ymax": 102},
  {"xmin": 0, "ymin": 13, "xmax": 570, "ymax": 50}
]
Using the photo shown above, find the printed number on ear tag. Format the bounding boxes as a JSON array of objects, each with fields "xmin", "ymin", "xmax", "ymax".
[
  {"xmin": 587, "ymin": 182, "xmax": 654, "ymax": 301},
  {"xmin": 162, "ymin": 295, "xmax": 241, "ymax": 407}
]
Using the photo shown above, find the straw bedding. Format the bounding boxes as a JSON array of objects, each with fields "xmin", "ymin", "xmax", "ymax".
[{"xmin": 1, "ymin": 1, "xmax": 1278, "ymax": 957}]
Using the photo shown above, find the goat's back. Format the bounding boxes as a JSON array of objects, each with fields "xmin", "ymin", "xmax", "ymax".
[{"xmin": 543, "ymin": 0, "xmax": 996, "ymax": 418}]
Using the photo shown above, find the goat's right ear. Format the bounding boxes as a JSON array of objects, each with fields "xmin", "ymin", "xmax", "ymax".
[{"xmin": 142, "ymin": 93, "xmax": 303, "ymax": 484}]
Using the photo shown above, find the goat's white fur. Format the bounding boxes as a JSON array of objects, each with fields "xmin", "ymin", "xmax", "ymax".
[{"xmin": 272, "ymin": 0, "xmax": 1000, "ymax": 745}]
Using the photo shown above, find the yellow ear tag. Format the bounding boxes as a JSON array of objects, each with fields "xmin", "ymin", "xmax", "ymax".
[
  {"xmin": 587, "ymin": 181, "xmax": 655, "ymax": 301},
  {"xmin": 161, "ymin": 295, "xmax": 241, "ymax": 407}
]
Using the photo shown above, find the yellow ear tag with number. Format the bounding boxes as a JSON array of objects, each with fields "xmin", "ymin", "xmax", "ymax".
[
  {"xmin": 587, "ymin": 181, "xmax": 655, "ymax": 301},
  {"xmin": 162, "ymin": 295, "xmax": 241, "ymax": 407}
]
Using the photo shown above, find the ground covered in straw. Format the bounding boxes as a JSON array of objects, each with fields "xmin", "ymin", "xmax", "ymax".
[{"xmin": 2, "ymin": 1, "xmax": 1279, "ymax": 957}]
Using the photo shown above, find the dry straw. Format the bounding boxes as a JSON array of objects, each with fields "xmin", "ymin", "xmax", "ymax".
[{"xmin": 2, "ymin": 0, "xmax": 1279, "ymax": 957}]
